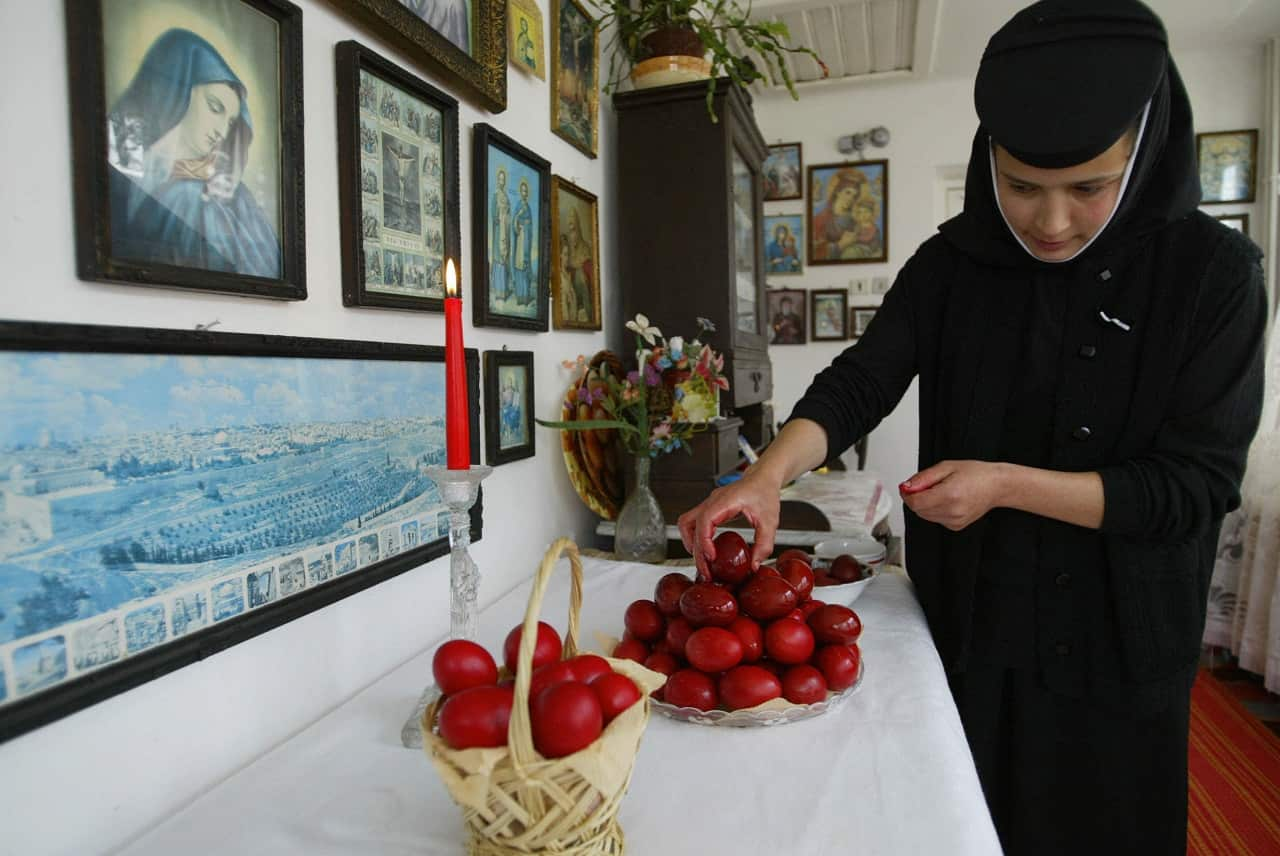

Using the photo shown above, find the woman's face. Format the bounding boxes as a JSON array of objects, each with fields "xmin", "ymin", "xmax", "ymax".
[
  {"xmin": 833, "ymin": 185, "xmax": 858, "ymax": 212},
  {"xmin": 180, "ymin": 82, "xmax": 240, "ymax": 159},
  {"xmin": 994, "ymin": 133, "xmax": 1133, "ymax": 261}
]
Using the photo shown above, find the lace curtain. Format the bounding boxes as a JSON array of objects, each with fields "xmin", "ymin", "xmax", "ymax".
[{"xmin": 1204, "ymin": 313, "xmax": 1280, "ymax": 692}]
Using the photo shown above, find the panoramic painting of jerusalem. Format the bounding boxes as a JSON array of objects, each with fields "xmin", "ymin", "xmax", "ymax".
[{"xmin": 0, "ymin": 348, "xmax": 451, "ymax": 707}]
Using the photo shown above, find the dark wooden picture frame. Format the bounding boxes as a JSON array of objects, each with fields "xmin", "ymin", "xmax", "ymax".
[
  {"xmin": 0, "ymin": 320, "xmax": 482, "ymax": 743},
  {"xmin": 550, "ymin": 176, "xmax": 601, "ymax": 330},
  {"xmin": 763, "ymin": 142, "xmax": 803, "ymax": 201},
  {"xmin": 763, "ymin": 213, "xmax": 803, "ymax": 275},
  {"xmin": 851, "ymin": 305, "xmax": 878, "ymax": 340},
  {"xmin": 330, "ymin": 0, "xmax": 507, "ymax": 113},
  {"xmin": 810, "ymin": 288, "xmax": 848, "ymax": 341},
  {"xmin": 65, "ymin": 0, "xmax": 307, "ymax": 300},
  {"xmin": 1213, "ymin": 212, "xmax": 1250, "ymax": 236},
  {"xmin": 550, "ymin": 0, "xmax": 599, "ymax": 158},
  {"xmin": 807, "ymin": 160, "xmax": 889, "ymax": 265},
  {"xmin": 767, "ymin": 288, "xmax": 806, "ymax": 345},
  {"xmin": 472, "ymin": 124, "xmax": 551, "ymax": 331},
  {"xmin": 1197, "ymin": 129, "xmax": 1258, "ymax": 204},
  {"xmin": 483, "ymin": 349, "xmax": 536, "ymax": 465},
  {"xmin": 337, "ymin": 41, "xmax": 461, "ymax": 313}
]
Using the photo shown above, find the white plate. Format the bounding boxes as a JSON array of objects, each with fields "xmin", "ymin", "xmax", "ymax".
[
  {"xmin": 811, "ymin": 564, "xmax": 877, "ymax": 605},
  {"xmin": 649, "ymin": 658, "xmax": 864, "ymax": 727},
  {"xmin": 813, "ymin": 536, "xmax": 886, "ymax": 565}
]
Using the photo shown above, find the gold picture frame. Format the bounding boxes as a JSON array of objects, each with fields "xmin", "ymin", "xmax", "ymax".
[
  {"xmin": 508, "ymin": 0, "xmax": 545, "ymax": 80},
  {"xmin": 1196, "ymin": 129, "xmax": 1258, "ymax": 204},
  {"xmin": 332, "ymin": 0, "xmax": 508, "ymax": 113},
  {"xmin": 550, "ymin": 0, "xmax": 598, "ymax": 158},
  {"xmin": 550, "ymin": 176, "xmax": 601, "ymax": 329}
]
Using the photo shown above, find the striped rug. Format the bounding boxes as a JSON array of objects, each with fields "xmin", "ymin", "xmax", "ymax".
[{"xmin": 1188, "ymin": 670, "xmax": 1280, "ymax": 855}]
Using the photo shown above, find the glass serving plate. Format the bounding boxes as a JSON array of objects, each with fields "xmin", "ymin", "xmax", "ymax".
[{"xmin": 649, "ymin": 658, "xmax": 864, "ymax": 727}]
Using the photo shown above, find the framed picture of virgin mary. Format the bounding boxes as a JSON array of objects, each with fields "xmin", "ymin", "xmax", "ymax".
[
  {"xmin": 66, "ymin": 0, "xmax": 306, "ymax": 300},
  {"xmin": 807, "ymin": 160, "xmax": 889, "ymax": 265}
]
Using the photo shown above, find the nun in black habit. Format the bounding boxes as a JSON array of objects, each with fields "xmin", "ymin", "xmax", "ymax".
[{"xmin": 678, "ymin": 1, "xmax": 1268, "ymax": 852}]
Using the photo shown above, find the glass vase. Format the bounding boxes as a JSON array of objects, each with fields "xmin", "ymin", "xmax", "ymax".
[{"xmin": 615, "ymin": 455, "xmax": 667, "ymax": 563}]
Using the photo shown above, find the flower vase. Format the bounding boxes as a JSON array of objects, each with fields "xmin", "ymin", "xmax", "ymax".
[{"xmin": 615, "ymin": 455, "xmax": 667, "ymax": 563}]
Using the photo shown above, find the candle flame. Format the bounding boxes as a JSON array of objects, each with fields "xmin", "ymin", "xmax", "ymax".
[{"xmin": 445, "ymin": 258, "xmax": 457, "ymax": 297}]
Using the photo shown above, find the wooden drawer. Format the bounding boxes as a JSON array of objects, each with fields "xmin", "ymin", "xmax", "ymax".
[
  {"xmin": 732, "ymin": 358, "xmax": 771, "ymax": 407},
  {"xmin": 651, "ymin": 416, "xmax": 743, "ymax": 481},
  {"xmin": 620, "ymin": 417, "xmax": 741, "ymax": 487}
]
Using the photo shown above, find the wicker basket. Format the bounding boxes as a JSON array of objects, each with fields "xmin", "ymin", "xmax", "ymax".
[{"xmin": 422, "ymin": 537, "xmax": 666, "ymax": 855}]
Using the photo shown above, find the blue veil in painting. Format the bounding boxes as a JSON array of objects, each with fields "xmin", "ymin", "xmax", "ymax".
[{"xmin": 107, "ymin": 28, "xmax": 281, "ymax": 278}]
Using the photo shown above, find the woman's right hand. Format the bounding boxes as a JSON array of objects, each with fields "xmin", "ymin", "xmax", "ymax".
[{"xmin": 677, "ymin": 472, "xmax": 782, "ymax": 579}]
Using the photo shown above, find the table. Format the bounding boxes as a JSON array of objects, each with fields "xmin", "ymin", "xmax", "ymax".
[
  {"xmin": 120, "ymin": 555, "xmax": 1000, "ymax": 855},
  {"xmin": 597, "ymin": 469, "xmax": 895, "ymax": 550}
]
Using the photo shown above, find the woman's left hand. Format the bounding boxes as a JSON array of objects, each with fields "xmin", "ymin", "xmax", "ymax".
[{"xmin": 899, "ymin": 460, "xmax": 1007, "ymax": 531}]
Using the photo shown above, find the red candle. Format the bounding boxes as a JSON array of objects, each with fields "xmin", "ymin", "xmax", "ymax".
[{"xmin": 444, "ymin": 259, "xmax": 470, "ymax": 469}]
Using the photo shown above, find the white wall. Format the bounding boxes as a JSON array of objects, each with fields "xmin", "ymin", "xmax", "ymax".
[
  {"xmin": 752, "ymin": 43, "xmax": 1269, "ymax": 537},
  {"xmin": 1177, "ymin": 45, "xmax": 1269, "ymax": 239},
  {"xmin": 753, "ymin": 75, "xmax": 976, "ymax": 535},
  {"xmin": 0, "ymin": 1, "xmax": 610, "ymax": 853}
]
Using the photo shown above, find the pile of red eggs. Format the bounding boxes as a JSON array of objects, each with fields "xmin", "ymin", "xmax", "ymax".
[
  {"xmin": 432, "ymin": 621, "xmax": 648, "ymax": 757},
  {"xmin": 611, "ymin": 532, "xmax": 862, "ymax": 712}
]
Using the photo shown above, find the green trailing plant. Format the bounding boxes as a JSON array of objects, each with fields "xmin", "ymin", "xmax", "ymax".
[{"xmin": 588, "ymin": 0, "xmax": 828, "ymax": 119}]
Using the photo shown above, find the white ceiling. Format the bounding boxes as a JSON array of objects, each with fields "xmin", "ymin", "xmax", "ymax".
[{"xmin": 747, "ymin": 0, "xmax": 1280, "ymax": 91}]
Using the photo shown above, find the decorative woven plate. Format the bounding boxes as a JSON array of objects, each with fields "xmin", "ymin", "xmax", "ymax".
[{"xmin": 559, "ymin": 351, "xmax": 625, "ymax": 520}]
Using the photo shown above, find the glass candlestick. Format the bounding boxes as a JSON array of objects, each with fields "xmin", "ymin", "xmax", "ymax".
[{"xmin": 400, "ymin": 464, "xmax": 492, "ymax": 748}]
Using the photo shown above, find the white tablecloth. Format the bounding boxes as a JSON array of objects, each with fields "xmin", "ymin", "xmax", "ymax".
[{"xmin": 120, "ymin": 556, "xmax": 1000, "ymax": 856}]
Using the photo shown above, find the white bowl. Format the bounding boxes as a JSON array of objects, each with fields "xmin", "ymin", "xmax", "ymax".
[
  {"xmin": 811, "ymin": 564, "xmax": 877, "ymax": 605},
  {"xmin": 813, "ymin": 536, "xmax": 886, "ymax": 565}
]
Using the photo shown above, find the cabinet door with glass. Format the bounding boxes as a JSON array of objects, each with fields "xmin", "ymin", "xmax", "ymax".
[{"xmin": 728, "ymin": 121, "xmax": 767, "ymax": 355}]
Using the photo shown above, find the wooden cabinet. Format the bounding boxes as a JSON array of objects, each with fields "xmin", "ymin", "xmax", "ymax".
[
  {"xmin": 612, "ymin": 79, "xmax": 775, "ymax": 521},
  {"xmin": 612, "ymin": 79, "xmax": 772, "ymax": 420}
]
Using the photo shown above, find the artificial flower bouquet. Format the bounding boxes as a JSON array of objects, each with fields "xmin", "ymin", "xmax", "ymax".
[{"xmin": 539, "ymin": 314, "xmax": 731, "ymax": 458}]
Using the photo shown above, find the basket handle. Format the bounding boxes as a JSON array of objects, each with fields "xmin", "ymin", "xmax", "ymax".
[{"xmin": 508, "ymin": 537, "xmax": 584, "ymax": 769}]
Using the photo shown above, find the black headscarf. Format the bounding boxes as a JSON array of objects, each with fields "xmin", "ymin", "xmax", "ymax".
[{"xmin": 938, "ymin": 0, "xmax": 1201, "ymax": 268}]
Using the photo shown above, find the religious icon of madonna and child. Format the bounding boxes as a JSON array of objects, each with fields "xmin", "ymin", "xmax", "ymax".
[{"xmin": 808, "ymin": 162, "xmax": 888, "ymax": 265}]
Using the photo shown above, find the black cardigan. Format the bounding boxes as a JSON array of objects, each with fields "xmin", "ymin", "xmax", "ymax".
[{"xmin": 790, "ymin": 211, "xmax": 1266, "ymax": 703}]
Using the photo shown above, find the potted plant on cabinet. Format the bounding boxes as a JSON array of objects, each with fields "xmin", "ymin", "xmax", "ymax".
[{"xmin": 588, "ymin": 0, "xmax": 827, "ymax": 116}]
